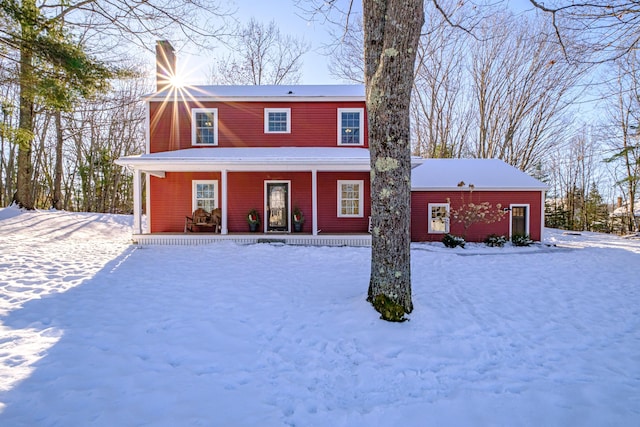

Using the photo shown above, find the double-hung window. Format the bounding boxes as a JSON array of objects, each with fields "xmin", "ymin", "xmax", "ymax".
[
  {"xmin": 264, "ymin": 108, "xmax": 291, "ymax": 133},
  {"xmin": 428, "ymin": 203, "xmax": 450, "ymax": 233},
  {"xmin": 338, "ymin": 180, "xmax": 364, "ymax": 217},
  {"xmin": 337, "ymin": 108, "xmax": 364, "ymax": 145},
  {"xmin": 193, "ymin": 180, "xmax": 218, "ymax": 213},
  {"xmin": 192, "ymin": 108, "xmax": 218, "ymax": 145}
]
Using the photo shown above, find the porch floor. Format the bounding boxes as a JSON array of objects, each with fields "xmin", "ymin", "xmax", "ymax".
[{"xmin": 131, "ymin": 232, "xmax": 372, "ymax": 247}]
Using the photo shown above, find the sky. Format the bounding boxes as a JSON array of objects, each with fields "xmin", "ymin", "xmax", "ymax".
[
  {"xmin": 173, "ymin": 0, "xmax": 542, "ymax": 86},
  {"xmin": 179, "ymin": 0, "xmax": 346, "ymax": 85}
]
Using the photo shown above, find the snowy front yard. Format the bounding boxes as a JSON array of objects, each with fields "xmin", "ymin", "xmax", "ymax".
[{"xmin": 0, "ymin": 208, "xmax": 638, "ymax": 426}]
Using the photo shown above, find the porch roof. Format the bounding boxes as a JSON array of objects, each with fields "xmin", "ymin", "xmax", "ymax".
[
  {"xmin": 115, "ymin": 147, "xmax": 373, "ymax": 172},
  {"xmin": 411, "ymin": 159, "xmax": 549, "ymax": 191}
]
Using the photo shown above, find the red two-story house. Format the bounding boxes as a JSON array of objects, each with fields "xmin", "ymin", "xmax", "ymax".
[{"xmin": 116, "ymin": 41, "xmax": 547, "ymax": 245}]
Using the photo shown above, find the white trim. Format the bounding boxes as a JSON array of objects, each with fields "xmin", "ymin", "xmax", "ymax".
[
  {"xmin": 311, "ymin": 169, "xmax": 318, "ymax": 236},
  {"xmin": 337, "ymin": 108, "xmax": 364, "ymax": 146},
  {"xmin": 145, "ymin": 173, "xmax": 151, "ymax": 234},
  {"xmin": 191, "ymin": 108, "xmax": 218, "ymax": 146},
  {"xmin": 540, "ymin": 191, "xmax": 546, "ymax": 241},
  {"xmin": 147, "ymin": 95, "xmax": 364, "ymax": 102},
  {"xmin": 192, "ymin": 180, "xmax": 219, "ymax": 212},
  {"xmin": 133, "ymin": 170, "xmax": 142, "ymax": 234},
  {"xmin": 509, "ymin": 204, "xmax": 530, "ymax": 237},
  {"xmin": 337, "ymin": 180, "xmax": 364, "ymax": 218},
  {"xmin": 428, "ymin": 203, "xmax": 450, "ymax": 234},
  {"xmin": 264, "ymin": 180, "xmax": 292, "ymax": 233},
  {"xmin": 264, "ymin": 108, "xmax": 291, "ymax": 133},
  {"xmin": 221, "ymin": 170, "xmax": 228, "ymax": 235},
  {"xmin": 145, "ymin": 102, "xmax": 151, "ymax": 154}
]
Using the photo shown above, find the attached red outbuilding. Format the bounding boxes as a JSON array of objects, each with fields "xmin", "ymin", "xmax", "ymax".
[{"xmin": 411, "ymin": 159, "xmax": 548, "ymax": 242}]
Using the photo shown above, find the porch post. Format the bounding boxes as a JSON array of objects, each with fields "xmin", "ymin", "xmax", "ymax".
[
  {"xmin": 311, "ymin": 168, "xmax": 318, "ymax": 236},
  {"xmin": 133, "ymin": 169, "xmax": 142, "ymax": 234},
  {"xmin": 221, "ymin": 169, "xmax": 228, "ymax": 234}
]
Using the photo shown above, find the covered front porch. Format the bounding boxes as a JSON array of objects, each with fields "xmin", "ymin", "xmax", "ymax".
[{"xmin": 116, "ymin": 147, "xmax": 379, "ymax": 244}]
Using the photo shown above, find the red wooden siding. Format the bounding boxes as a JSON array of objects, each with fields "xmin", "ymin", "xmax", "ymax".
[
  {"xmin": 150, "ymin": 172, "xmax": 221, "ymax": 232},
  {"xmin": 149, "ymin": 171, "xmax": 371, "ymax": 233},
  {"xmin": 226, "ymin": 172, "xmax": 312, "ymax": 232},
  {"xmin": 411, "ymin": 190, "xmax": 543, "ymax": 242},
  {"xmin": 149, "ymin": 101, "xmax": 368, "ymax": 152},
  {"xmin": 317, "ymin": 172, "xmax": 371, "ymax": 233}
]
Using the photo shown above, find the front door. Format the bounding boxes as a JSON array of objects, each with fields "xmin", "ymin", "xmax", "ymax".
[
  {"xmin": 266, "ymin": 182, "xmax": 289, "ymax": 231},
  {"xmin": 511, "ymin": 206, "xmax": 527, "ymax": 236}
]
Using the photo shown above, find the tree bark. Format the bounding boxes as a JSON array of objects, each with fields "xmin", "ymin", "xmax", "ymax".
[
  {"xmin": 53, "ymin": 110, "xmax": 64, "ymax": 210},
  {"xmin": 16, "ymin": 30, "xmax": 35, "ymax": 210},
  {"xmin": 364, "ymin": 0, "xmax": 424, "ymax": 314}
]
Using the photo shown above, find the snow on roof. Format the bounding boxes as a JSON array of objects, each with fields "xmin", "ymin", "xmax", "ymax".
[
  {"xmin": 411, "ymin": 158, "xmax": 548, "ymax": 191},
  {"xmin": 122, "ymin": 147, "xmax": 370, "ymax": 162},
  {"xmin": 115, "ymin": 147, "xmax": 372, "ymax": 172},
  {"xmin": 612, "ymin": 203, "xmax": 640, "ymax": 217},
  {"xmin": 145, "ymin": 85, "xmax": 365, "ymax": 101}
]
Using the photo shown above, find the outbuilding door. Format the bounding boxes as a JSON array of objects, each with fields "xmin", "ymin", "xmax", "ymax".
[
  {"xmin": 266, "ymin": 182, "xmax": 289, "ymax": 232},
  {"xmin": 511, "ymin": 205, "xmax": 528, "ymax": 236}
]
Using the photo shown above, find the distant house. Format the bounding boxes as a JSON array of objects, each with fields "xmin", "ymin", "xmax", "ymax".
[
  {"xmin": 611, "ymin": 199, "xmax": 640, "ymax": 234},
  {"xmin": 115, "ymin": 41, "xmax": 548, "ymax": 245}
]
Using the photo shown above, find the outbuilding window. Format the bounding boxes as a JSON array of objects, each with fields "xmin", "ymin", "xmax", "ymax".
[
  {"xmin": 338, "ymin": 180, "xmax": 364, "ymax": 217},
  {"xmin": 428, "ymin": 203, "xmax": 449, "ymax": 233},
  {"xmin": 192, "ymin": 108, "xmax": 218, "ymax": 145}
]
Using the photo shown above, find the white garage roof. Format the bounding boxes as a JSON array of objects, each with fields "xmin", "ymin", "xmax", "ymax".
[{"xmin": 411, "ymin": 159, "xmax": 548, "ymax": 191}]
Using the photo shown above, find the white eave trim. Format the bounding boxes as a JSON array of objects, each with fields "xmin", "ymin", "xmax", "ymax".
[
  {"xmin": 411, "ymin": 186, "xmax": 549, "ymax": 192},
  {"xmin": 143, "ymin": 95, "xmax": 365, "ymax": 102}
]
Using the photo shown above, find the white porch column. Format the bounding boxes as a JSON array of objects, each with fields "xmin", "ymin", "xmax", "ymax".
[
  {"xmin": 133, "ymin": 169, "xmax": 142, "ymax": 234},
  {"xmin": 221, "ymin": 169, "xmax": 228, "ymax": 234},
  {"xmin": 540, "ymin": 190, "xmax": 546, "ymax": 242},
  {"xmin": 312, "ymin": 168, "xmax": 318, "ymax": 236}
]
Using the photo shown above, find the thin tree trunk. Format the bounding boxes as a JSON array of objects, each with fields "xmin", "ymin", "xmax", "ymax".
[
  {"xmin": 364, "ymin": 0, "xmax": 424, "ymax": 315},
  {"xmin": 16, "ymin": 41, "xmax": 34, "ymax": 209},
  {"xmin": 53, "ymin": 110, "xmax": 64, "ymax": 210}
]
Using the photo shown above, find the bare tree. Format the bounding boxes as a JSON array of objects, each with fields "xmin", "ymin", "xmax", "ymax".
[
  {"xmin": 469, "ymin": 13, "xmax": 583, "ymax": 172},
  {"xmin": 603, "ymin": 52, "xmax": 640, "ymax": 232},
  {"xmin": 0, "ymin": 0, "xmax": 231, "ymax": 209},
  {"xmin": 411, "ymin": 8, "xmax": 471, "ymax": 159},
  {"xmin": 211, "ymin": 18, "xmax": 309, "ymax": 85},
  {"xmin": 529, "ymin": 0, "xmax": 640, "ymax": 63}
]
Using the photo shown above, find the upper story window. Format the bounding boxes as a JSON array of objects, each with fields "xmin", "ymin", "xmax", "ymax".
[
  {"xmin": 338, "ymin": 108, "xmax": 364, "ymax": 146},
  {"xmin": 338, "ymin": 180, "xmax": 364, "ymax": 217},
  {"xmin": 192, "ymin": 108, "xmax": 218, "ymax": 145},
  {"xmin": 428, "ymin": 203, "xmax": 450, "ymax": 234},
  {"xmin": 264, "ymin": 108, "xmax": 291, "ymax": 133}
]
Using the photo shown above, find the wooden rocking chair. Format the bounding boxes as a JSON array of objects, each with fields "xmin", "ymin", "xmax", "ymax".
[{"xmin": 185, "ymin": 208, "xmax": 221, "ymax": 233}]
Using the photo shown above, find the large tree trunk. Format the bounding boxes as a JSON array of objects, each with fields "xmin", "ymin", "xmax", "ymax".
[{"xmin": 364, "ymin": 0, "xmax": 424, "ymax": 315}]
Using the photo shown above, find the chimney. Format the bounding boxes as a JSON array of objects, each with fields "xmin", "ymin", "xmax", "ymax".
[
  {"xmin": 156, "ymin": 40, "xmax": 176, "ymax": 92},
  {"xmin": 617, "ymin": 197, "xmax": 623, "ymax": 208}
]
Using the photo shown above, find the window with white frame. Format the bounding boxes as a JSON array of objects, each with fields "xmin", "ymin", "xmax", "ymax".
[
  {"xmin": 428, "ymin": 203, "xmax": 449, "ymax": 233},
  {"xmin": 192, "ymin": 108, "xmax": 218, "ymax": 145},
  {"xmin": 264, "ymin": 108, "xmax": 291, "ymax": 133},
  {"xmin": 338, "ymin": 180, "xmax": 364, "ymax": 217},
  {"xmin": 192, "ymin": 180, "xmax": 218, "ymax": 213},
  {"xmin": 337, "ymin": 108, "xmax": 364, "ymax": 145}
]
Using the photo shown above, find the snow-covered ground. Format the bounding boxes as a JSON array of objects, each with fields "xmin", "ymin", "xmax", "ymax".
[{"xmin": 0, "ymin": 207, "xmax": 638, "ymax": 426}]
